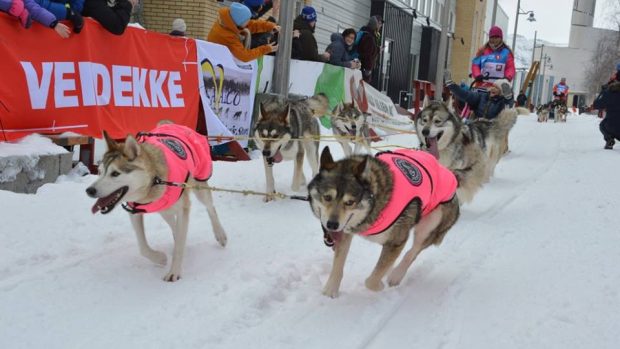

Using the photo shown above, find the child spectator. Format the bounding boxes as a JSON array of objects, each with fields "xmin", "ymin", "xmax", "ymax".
[
  {"xmin": 326, "ymin": 28, "xmax": 360, "ymax": 69},
  {"xmin": 81, "ymin": 0, "xmax": 136, "ymax": 35},
  {"xmin": 169, "ymin": 18, "xmax": 186, "ymax": 37},
  {"xmin": 291, "ymin": 6, "xmax": 329, "ymax": 62},
  {"xmin": 34, "ymin": 0, "xmax": 84, "ymax": 33},
  {"xmin": 207, "ymin": 2, "xmax": 279, "ymax": 62},
  {"xmin": 1, "ymin": 0, "xmax": 71, "ymax": 38}
]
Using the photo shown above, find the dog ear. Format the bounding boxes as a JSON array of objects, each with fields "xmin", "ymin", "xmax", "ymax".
[
  {"xmin": 352, "ymin": 156, "xmax": 368, "ymax": 177},
  {"xmin": 320, "ymin": 146, "xmax": 337, "ymax": 171},
  {"xmin": 422, "ymin": 95, "xmax": 431, "ymax": 109},
  {"xmin": 332, "ymin": 103, "xmax": 342, "ymax": 115},
  {"xmin": 103, "ymin": 130, "xmax": 118, "ymax": 151},
  {"xmin": 123, "ymin": 135, "xmax": 141, "ymax": 161},
  {"xmin": 279, "ymin": 104, "xmax": 291, "ymax": 124},
  {"xmin": 259, "ymin": 102, "xmax": 267, "ymax": 120},
  {"xmin": 446, "ymin": 95, "xmax": 456, "ymax": 114}
]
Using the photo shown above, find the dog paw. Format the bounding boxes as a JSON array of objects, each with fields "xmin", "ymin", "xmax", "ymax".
[
  {"xmin": 387, "ymin": 268, "xmax": 406, "ymax": 287},
  {"xmin": 263, "ymin": 192, "xmax": 276, "ymax": 202},
  {"xmin": 365, "ymin": 278, "xmax": 385, "ymax": 292},
  {"xmin": 163, "ymin": 272, "xmax": 181, "ymax": 282},
  {"xmin": 322, "ymin": 284, "xmax": 340, "ymax": 298},
  {"xmin": 215, "ymin": 231, "xmax": 228, "ymax": 247},
  {"xmin": 144, "ymin": 250, "xmax": 167, "ymax": 266}
]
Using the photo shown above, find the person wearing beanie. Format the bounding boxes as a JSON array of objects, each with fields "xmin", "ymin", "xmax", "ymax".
[
  {"xmin": 444, "ymin": 70, "xmax": 513, "ymax": 120},
  {"xmin": 82, "ymin": 0, "xmax": 137, "ymax": 35},
  {"xmin": 241, "ymin": 0, "xmax": 276, "ymax": 20},
  {"xmin": 594, "ymin": 62, "xmax": 620, "ymax": 149},
  {"xmin": 292, "ymin": 6, "xmax": 329, "ymax": 62},
  {"xmin": 207, "ymin": 2, "xmax": 279, "ymax": 62},
  {"xmin": 471, "ymin": 25, "xmax": 515, "ymax": 88},
  {"xmin": 170, "ymin": 18, "xmax": 186, "ymax": 36},
  {"xmin": 356, "ymin": 15, "xmax": 383, "ymax": 85}
]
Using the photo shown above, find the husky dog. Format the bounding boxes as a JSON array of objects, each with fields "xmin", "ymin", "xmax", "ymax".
[
  {"xmin": 86, "ymin": 123, "xmax": 227, "ymax": 282},
  {"xmin": 331, "ymin": 102, "xmax": 372, "ymax": 156},
  {"xmin": 308, "ymin": 147, "xmax": 460, "ymax": 298},
  {"xmin": 536, "ymin": 104, "xmax": 550, "ymax": 122},
  {"xmin": 253, "ymin": 94, "xmax": 329, "ymax": 201},
  {"xmin": 555, "ymin": 104, "xmax": 568, "ymax": 123},
  {"xmin": 415, "ymin": 101, "xmax": 525, "ymax": 203}
]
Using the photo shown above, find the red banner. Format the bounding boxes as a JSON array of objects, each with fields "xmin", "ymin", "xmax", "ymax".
[{"xmin": 0, "ymin": 14, "xmax": 199, "ymax": 141}]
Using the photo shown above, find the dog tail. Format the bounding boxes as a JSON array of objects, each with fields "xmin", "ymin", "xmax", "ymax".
[
  {"xmin": 515, "ymin": 107, "xmax": 530, "ymax": 116},
  {"xmin": 493, "ymin": 108, "xmax": 518, "ymax": 135},
  {"xmin": 307, "ymin": 93, "xmax": 330, "ymax": 117}
]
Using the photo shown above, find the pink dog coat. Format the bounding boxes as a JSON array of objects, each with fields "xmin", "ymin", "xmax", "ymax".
[
  {"xmin": 125, "ymin": 124, "xmax": 212, "ymax": 214},
  {"xmin": 360, "ymin": 149, "xmax": 457, "ymax": 236}
]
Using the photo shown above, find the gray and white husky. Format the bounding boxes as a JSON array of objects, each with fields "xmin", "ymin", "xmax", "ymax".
[
  {"xmin": 308, "ymin": 147, "xmax": 460, "ymax": 298},
  {"xmin": 86, "ymin": 125, "xmax": 227, "ymax": 281},
  {"xmin": 253, "ymin": 94, "xmax": 329, "ymax": 201},
  {"xmin": 415, "ymin": 100, "xmax": 526, "ymax": 203},
  {"xmin": 331, "ymin": 102, "xmax": 372, "ymax": 156}
]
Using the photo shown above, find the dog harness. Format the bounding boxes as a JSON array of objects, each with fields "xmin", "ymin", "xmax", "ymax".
[
  {"xmin": 124, "ymin": 124, "xmax": 212, "ymax": 214},
  {"xmin": 359, "ymin": 149, "xmax": 457, "ymax": 237}
]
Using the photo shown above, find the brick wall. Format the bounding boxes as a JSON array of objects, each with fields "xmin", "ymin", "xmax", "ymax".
[
  {"xmin": 140, "ymin": 0, "xmax": 221, "ymax": 39},
  {"xmin": 450, "ymin": 0, "xmax": 487, "ymax": 84}
]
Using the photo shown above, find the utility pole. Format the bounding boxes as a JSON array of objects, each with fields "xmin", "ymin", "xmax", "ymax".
[
  {"xmin": 511, "ymin": 0, "xmax": 521, "ymax": 54},
  {"xmin": 540, "ymin": 53, "xmax": 550, "ymax": 104},
  {"xmin": 434, "ymin": 0, "xmax": 452, "ymax": 101},
  {"xmin": 272, "ymin": 0, "xmax": 296, "ymax": 97},
  {"xmin": 530, "ymin": 30, "xmax": 537, "ymax": 66},
  {"xmin": 491, "ymin": 0, "xmax": 499, "ymax": 26},
  {"xmin": 536, "ymin": 44, "xmax": 544, "ymax": 104}
]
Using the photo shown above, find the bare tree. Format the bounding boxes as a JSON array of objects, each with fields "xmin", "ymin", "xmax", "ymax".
[{"xmin": 584, "ymin": 0, "xmax": 620, "ymax": 96}]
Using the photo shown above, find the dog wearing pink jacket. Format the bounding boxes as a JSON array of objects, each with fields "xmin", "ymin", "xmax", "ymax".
[
  {"xmin": 308, "ymin": 147, "xmax": 460, "ymax": 298},
  {"xmin": 87, "ymin": 123, "xmax": 228, "ymax": 282}
]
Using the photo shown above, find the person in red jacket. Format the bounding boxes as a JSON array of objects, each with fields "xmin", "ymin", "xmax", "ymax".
[
  {"xmin": 471, "ymin": 26, "xmax": 515, "ymax": 90},
  {"xmin": 552, "ymin": 77, "xmax": 570, "ymax": 106}
]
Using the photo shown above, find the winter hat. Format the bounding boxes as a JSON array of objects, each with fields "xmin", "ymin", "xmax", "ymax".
[
  {"xmin": 489, "ymin": 26, "xmax": 503, "ymax": 38},
  {"xmin": 301, "ymin": 6, "xmax": 317, "ymax": 23},
  {"xmin": 230, "ymin": 3, "xmax": 252, "ymax": 27},
  {"xmin": 172, "ymin": 18, "xmax": 186, "ymax": 33},
  {"xmin": 243, "ymin": 0, "xmax": 264, "ymax": 9}
]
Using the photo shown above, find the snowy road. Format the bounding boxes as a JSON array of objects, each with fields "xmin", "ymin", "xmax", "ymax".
[{"xmin": 1, "ymin": 114, "xmax": 618, "ymax": 348}]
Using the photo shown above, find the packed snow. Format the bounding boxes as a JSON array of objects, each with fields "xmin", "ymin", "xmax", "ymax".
[
  {"xmin": 0, "ymin": 135, "xmax": 68, "ymax": 183},
  {"xmin": 1, "ymin": 113, "xmax": 618, "ymax": 348}
]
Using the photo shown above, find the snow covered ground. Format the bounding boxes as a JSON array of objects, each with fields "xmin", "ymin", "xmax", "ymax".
[{"xmin": 1, "ymin": 113, "xmax": 619, "ymax": 349}]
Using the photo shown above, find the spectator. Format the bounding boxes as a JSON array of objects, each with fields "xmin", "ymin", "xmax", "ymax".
[
  {"xmin": 516, "ymin": 91, "xmax": 527, "ymax": 107},
  {"xmin": 241, "ymin": 0, "xmax": 279, "ymax": 20},
  {"xmin": 445, "ymin": 70, "xmax": 513, "ymax": 120},
  {"xmin": 169, "ymin": 18, "xmax": 186, "ymax": 37},
  {"xmin": 0, "ymin": 0, "xmax": 71, "ymax": 37},
  {"xmin": 82, "ymin": 0, "xmax": 136, "ymax": 35},
  {"xmin": 593, "ymin": 62, "xmax": 620, "ymax": 149},
  {"xmin": 356, "ymin": 15, "xmax": 383, "ymax": 84},
  {"xmin": 34, "ymin": 0, "xmax": 84, "ymax": 33},
  {"xmin": 471, "ymin": 26, "xmax": 515, "ymax": 88},
  {"xmin": 207, "ymin": 2, "xmax": 279, "ymax": 62},
  {"xmin": 325, "ymin": 28, "xmax": 360, "ymax": 69},
  {"xmin": 292, "ymin": 6, "xmax": 329, "ymax": 62},
  {"xmin": 552, "ymin": 77, "xmax": 569, "ymax": 107}
]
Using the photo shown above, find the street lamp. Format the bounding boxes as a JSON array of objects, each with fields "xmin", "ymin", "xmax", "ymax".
[
  {"xmin": 511, "ymin": 0, "xmax": 536, "ymax": 56},
  {"xmin": 539, "ymin": 54, "xmax": 552, "ymax": 104}
]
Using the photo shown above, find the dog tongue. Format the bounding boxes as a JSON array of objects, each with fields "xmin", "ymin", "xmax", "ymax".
[
  {"xmin": 426, "ymin": 137, "xmax": 439, "ymax": 159},
  {"xmin": 272, "ymin": 151, "xmax": 283, "ymax": 163},
  {"xmin": 91, "ymin": 199, "xmax": 104, "ymax": 214}
]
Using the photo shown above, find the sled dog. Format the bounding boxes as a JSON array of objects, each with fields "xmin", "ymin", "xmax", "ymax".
[
  {"xmin": 308, "ymin": 147, "xmax": 460, "ymax": 298},
  {"xmin": 536, "ymin": 104, "xmax": 550, "ymax": 123},
  {"xmin": 555, "ymin": 104, "xmax": 568, "ymax": 123},
  {"xmin": 415, "ymin": 100, "xmax": 526, "ymax": 203},
  {"xmin": 331, "ymin": 102, "xmax": 372, "ymax": 157},
  {"xmin": 86, "ymin": 122, "xmax": 227, "ymax": 282},
  {"xmin": 253, "ymin": 94, "xmax": 329, "ymax": 201}
]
